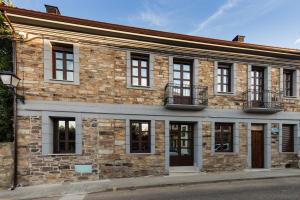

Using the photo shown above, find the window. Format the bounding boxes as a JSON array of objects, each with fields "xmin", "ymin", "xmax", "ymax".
[
  {"xmin": 130, "ymin": 120, "xmax": 151, "ymax": 153},
  {"xmin": 282, "ymin": 124, "xmax": 294, "ymax": 153},
  {"xmin": 215, "ymin": 123, "xmax": 233, "ymax": 152},
  {"xmin": 52, "ymin": 44, "xmax": 74, "ymax": 81},
  {"xmin": 217, "ymin": 63, "xmax": 232, "ymax": 93},
  {"xmin": 283, "ymin": 70, "xmax": 294, "ymax": 97},
  {"xmin": 53, "ymin": 118, "xmax": 76, "ymax": 154},
  {"xmin": 131, "ymin": 53, "xmax": 149, "ymax": 87}
]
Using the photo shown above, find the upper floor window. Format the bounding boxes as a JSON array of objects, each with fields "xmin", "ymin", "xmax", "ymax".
[
  {"xmin": 131, "ymin": 53, "xmax": 149, "ymax": 87},
  {"xmin": 217, "ymin": 63, "xmax": 232, "ymax": 93},
  {"xmin": 52, "ymin": 44, "xmax": 74, "ymax": 81},
  {"xmin": 215, "ymin": 123, "xmax": 233, "ymax": 153},
  {"xmin": 130, "ymin": 120, "xmax": 151, "ymax": 153},
  {"xmin": 53, "ymin": 118, "xmax": 76, "ymax": 154},
  {"xmin": 283, "ymin": 70, "xmax": 294, "ymax": 97}
]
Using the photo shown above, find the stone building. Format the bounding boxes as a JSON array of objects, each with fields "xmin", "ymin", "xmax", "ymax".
[{"xmin": 1, "ymin": 4, "xmax": 300, "ymax": 186}]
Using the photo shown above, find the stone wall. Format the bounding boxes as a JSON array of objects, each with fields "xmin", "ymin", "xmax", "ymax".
[
  {"xmin": 202, "ymin": 122, "xmax": 247, "ymax": 172},
  {"xmin": 0, "ymin": 142, "xmax": 13, "ymax": 188},
  {"xmin": 16, "ymin": 116, "xmax": 166, "ymax": 186},
  {"xmin": 15, "ymin": 38, "xmax": 300, "ymax": 111}
]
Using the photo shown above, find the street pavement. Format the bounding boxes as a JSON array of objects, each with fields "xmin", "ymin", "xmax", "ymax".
[{"xmin": 85, "ymin": 177, "xmax": 300, "ymax": 200}]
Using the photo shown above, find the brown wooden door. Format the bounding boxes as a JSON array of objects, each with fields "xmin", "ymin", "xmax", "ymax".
[
  {"xmin": 173, "ymin": 60, "xmax": 193, "ymax": 105},
  {"xmin": 170, "ymin": 123, "xmax": 194, "ymax": 166},
  {"xmin": 251, "ymin": 130, "xmax": 264, "ymax": 168}
]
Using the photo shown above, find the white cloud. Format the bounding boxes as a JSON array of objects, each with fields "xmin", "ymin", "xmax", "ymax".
[
  {"xmin": 295, "ymin": 38, "xmax": 300, "ymax": 45},
  {"xmin": 190, "ymin": 0, "xmax": 240, "ymax": 35},
  {"xmin": 128, "ymin": 3, "xmax": 171, "ymax": 29}
]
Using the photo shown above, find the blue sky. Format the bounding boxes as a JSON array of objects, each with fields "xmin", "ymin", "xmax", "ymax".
[{"xmin": 12, "ymin": 0, "xmax": 300, "ymax": 49}]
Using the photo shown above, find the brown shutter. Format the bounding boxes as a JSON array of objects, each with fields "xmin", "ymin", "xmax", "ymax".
[{"xmin": 282, "ymin": 125, "xmax": 294, "ymax": 152}]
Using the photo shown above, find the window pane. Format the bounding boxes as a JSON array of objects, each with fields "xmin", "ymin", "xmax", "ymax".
[
  {"xmin": 217, "ymin": 75, "xmax": 221, "ymax": 84},
  {"xmin": 69, "ymin": 142, "xmax": 75, "ymax": 153},
  {"xmin": 183, "ymin": 81, "xmax": 190, "ymax": 86},
  {"xmin": 223, "ymin": 69, "xmax": 228, "ymax": 75},
  {"xmin": 56, "ymin": 60, "xmax": 63, "ymax": 69},
  {"xmin": 67, "ymin": 72, "xmax": 74, "ymax": 81},
  {"xmin": 68, "ymin": 121, "xmax": 76, "ymax": 140},
  {"xmin": 174, "ymin": 80, "xmax": 181, "ymax": 86},
  {"xmin": 183, "ymin": 72, "xmax": 190, "ymax": 79},
  {"xmin": 141, "ymin": 68, "xmax": 147, "ymax": 77},
  {"xmin": 59, "ymin": 142, "xmax": 66, "ymax": 152},
  {"xmin": 58, "ymin": 120, "xmax": 65, "ymax": 140},
  {"xmin": 141, "ymin": 78, "xmax": 148, "ymax": 86},
  {"xmin": 174, "ymin": 71, "xmax": 180, "ymax": 79},
  {"xmin": 67, "ymin": 61, "xmax": 74, "ymax": 70},
  {"xmin": 183, "ymin": 65, "xmax": 190, "ymax": 71},
  {"xmin": 183, "ymin": 89, "xmax": 190, "ymax": 96},
  {"xmin": 141, "ymin": 61, "xmax": 147, "ymax": 68},
  {"xmin": 217, "ymin": 84, "xmax": 221, "ymax": 92},
  {"xmin": 217, "ymin": 68, "xmax": 221, "ymax": 75},
  {"xmin": 141, "ymin": 123, "xmax": 149, "ymax": 131},
  {"xmin": 66, "ymin": 53, "xmax": 74, "ymax": 60},
  {"xmin": 132, "ymin": 67, "xmax": 138, "ymax": 76},
  {"xmin": 174, "ymin": 64, "xmax": 180, "ymax": 71},
  {"xmin": 132, "ymin": 77, "xmax": 139, "ymax": 86},
  {"xmin": 55, "ymin": 52, "xmax": 63, "ymax": 59},
  {"xmin": 56, "ymin": 71, "xmax": 63, "ymax": 80},
  {"xmin": 223, "ymin": 76, "xmax": 228, "ymax": 84},
  {"xmin": 132, "ymin": 60, "xmax": 138, "ymax": 67}
]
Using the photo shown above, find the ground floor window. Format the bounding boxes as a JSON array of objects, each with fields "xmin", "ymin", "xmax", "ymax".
[
  {"xmin": 53, "ymin": 118, "xmax": 76, "ymax": 154},
  {"xmin": 130, "ymin": 120, "xmax": 151, "ymax": 153},
  {"xmin": 282, "ymin": 124, "xmax": 294, "ymax": 153},
  {"xmin": 215, "ymin": 123, "xmax": 234, "ymax": 152}
]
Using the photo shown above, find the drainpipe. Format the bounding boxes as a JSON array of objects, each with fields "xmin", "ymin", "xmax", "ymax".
[{"xmin": 10, "ymin": 40, "xmax": 18, "ymax": 190}]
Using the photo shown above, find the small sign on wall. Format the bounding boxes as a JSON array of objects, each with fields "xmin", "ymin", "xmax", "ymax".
[
  {"xmin": 75, "ymin": 164, "xmax": 92, "ymax": 173},
  {"xmin": 271, "ymin": 127, "xmax": 279, "ymax": 135}
]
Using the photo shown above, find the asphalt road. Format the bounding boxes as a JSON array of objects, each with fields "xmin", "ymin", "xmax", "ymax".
[{"xmin": 84, "ymin": 177, "xmax": 300, "ymax": 200}]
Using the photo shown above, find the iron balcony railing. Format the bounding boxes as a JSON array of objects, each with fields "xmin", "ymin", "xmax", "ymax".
[
  {"xmin": 242, "ymin": 89, "xmax": 284, "ymax": 112},
  {"xmin": 164, "ymin": 83, "xmax": 208, "ymax": 108}
]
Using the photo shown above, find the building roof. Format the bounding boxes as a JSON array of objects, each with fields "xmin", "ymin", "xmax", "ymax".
[{"xmin": 1, "ymin": 4, "xmax": 300, "ymax": 60}]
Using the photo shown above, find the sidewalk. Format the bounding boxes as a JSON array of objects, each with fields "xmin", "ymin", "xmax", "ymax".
[{"xmin": 0, "ymin": 168, "xmax": 300, "ymax": 200}]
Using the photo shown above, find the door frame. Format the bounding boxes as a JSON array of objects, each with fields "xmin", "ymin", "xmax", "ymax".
[
  {"xmin": 247, "ymin": 123, "xmax": 271, "ymax": 169},
  {"xmin": 165, "ymin": 120, "xmax": 202, "ymax": 172}
]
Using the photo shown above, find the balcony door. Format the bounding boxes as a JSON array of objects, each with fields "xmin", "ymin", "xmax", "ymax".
[
  {"xmin": 173, "ymin": 60, "xmax": 193, "ymax": 104},
  {"xmin": 170, "ymin": 123, "xmax": 194, "ymax": 166},
  {"xmin": 251, "ymin": 67, "xmax": 264, "ymax": 107}
]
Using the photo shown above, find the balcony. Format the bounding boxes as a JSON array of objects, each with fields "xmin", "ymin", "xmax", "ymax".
[
  {"xmin": 164, "ymin": 83, "xmax": 208, "ymax": 111},
  {"xmin": 242, "ymin": 89, "xmax": 283, "ymax": 114}
]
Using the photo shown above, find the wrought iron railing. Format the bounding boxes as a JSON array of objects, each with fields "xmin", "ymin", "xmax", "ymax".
[
  {"xmin": 164, "ymin": 83, "xmax": 208, "ymax": 106},
  {"xmin": 242, "ymin": 89, "xmax": 283, "ymax": 111}
]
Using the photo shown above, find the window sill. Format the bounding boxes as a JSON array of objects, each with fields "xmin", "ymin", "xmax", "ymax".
[
  {"xmin": 215, "ymin": 92, "xmax": 235, "ymax": 96},
  {"xmin": 127, "ymin": 86, "xmax": 155, "ymax": 90},
  {"xmin": 212, "ymin": 152, "xmax": 238, "ymax": 156},
  {"xmin": 128, "ymin": 153, "xmax": 154, "ymax": 155},
  {"xmin": 283, "ymin": 96, "xmax": 299, "ymax": 100},
  {"xmin": 44, "ymin": 153, "xmax": 79, "ymax": 156},
  {"xmin": 280, "ymin": 152, "xmax": 297, "ymax": 155},
  {"xmin": 45, "ymin": 79, "xmax": 79, "ymax": 85}
]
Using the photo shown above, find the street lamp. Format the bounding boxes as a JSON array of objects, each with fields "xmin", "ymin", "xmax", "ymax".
[
  {"xmin": 0, "ymin": 71, "xmax": 20, "ymax": 88},
  {"xmin": 0, "ymin": 71, "xmax": 23, "ymax": 190}
]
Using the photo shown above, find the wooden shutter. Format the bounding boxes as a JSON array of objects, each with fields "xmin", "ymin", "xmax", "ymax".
[{"xmin": 282, "ymin": 125, "xmax": 294, "ymax": 152}]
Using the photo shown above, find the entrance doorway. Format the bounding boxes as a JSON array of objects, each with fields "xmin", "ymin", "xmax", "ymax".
[
  {"xmin": 251, "ymin": 124, "xmax": 264, "ymax": 168},
  {"xmin": 170, "ymin": 123, "xmax": 194, "ymax": 166}
]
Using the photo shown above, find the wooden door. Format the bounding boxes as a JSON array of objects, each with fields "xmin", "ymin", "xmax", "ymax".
[
  {"xmin": 173, "ymin": 60, "xmax": 193, "ymax": 104},
  {"xmin": 251, "ymin": 130, "xmax": 264, "ymax": 168},
  {"xmin": 251, "ymin": 67, "xmax": 264, "ymax": 107},
  {"xmin": 170, "ymin": 123, "xmax": 194, "ymax": 166}
]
